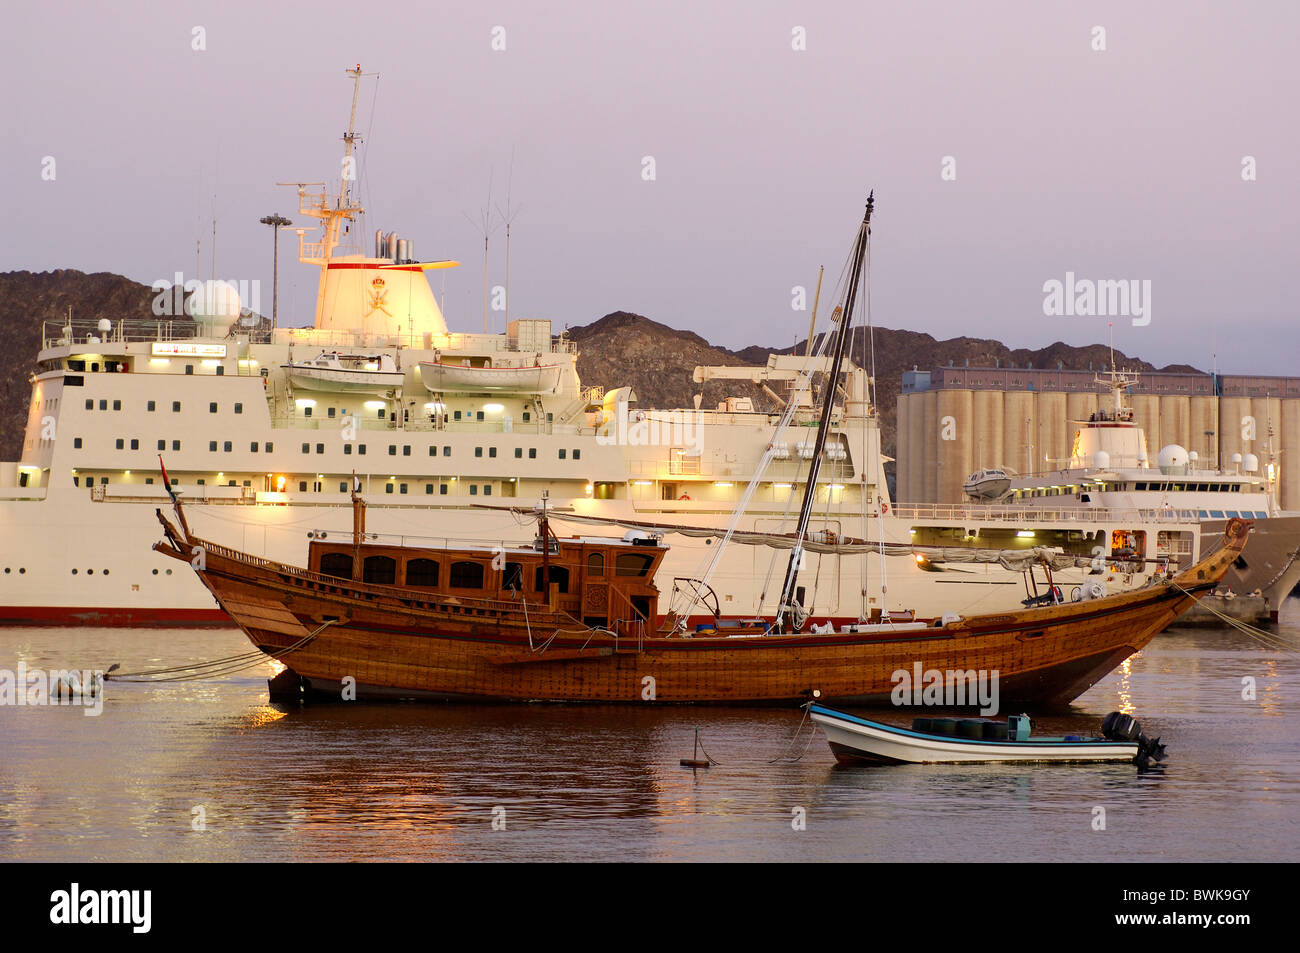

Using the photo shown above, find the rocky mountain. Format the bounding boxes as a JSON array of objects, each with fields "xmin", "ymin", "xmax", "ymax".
[{"xmin": 0, "ymin": 271, "xmax": 1206, "ymax": 471}]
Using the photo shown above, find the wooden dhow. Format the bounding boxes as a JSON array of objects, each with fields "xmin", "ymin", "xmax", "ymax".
[
  {"xmin": 152, "ymin": 497, "xmax": 1250, "ymax": 706},
  {"xmin": 152, "ymin": 195, "xmax": 1253, "ymax": 707}
]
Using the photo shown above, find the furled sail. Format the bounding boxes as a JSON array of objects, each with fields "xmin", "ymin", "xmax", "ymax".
[{"xmin": 475, "ymin": 505, "xmax": 1109, "ymax": 573}]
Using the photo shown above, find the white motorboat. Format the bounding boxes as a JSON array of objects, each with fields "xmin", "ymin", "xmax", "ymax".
[
  {"xmin": 809, "ymin": 705, "xmax": 1167, "ymax": 767},
  {"xmin": 962, "ymin": 468, "xmax": 1012, "ymax": 501}
]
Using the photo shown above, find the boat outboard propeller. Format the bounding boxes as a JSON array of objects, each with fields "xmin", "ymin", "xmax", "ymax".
[{"xmin": 1102, "ymin": 711, "xmax": 1168, "ymax": 770}]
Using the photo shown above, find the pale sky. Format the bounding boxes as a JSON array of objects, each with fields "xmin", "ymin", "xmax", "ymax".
[{"xmin": 4, "ymin": 1, "xmax": 1297, "ymax": 373}]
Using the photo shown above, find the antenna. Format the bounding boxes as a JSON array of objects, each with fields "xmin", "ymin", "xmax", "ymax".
[
  {"xmin": 495, "ymin": 149, "xmax": 522, "ymax": 330},
  {"xmin": 464, "ymin": 170, "xmax": 502, "ymax": 333}
]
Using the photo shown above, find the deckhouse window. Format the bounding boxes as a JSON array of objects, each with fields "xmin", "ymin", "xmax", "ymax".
[
  {"xmin": 406, "ymin": 559, "xmax": 439, "ymax": 587},
  {"xmin": 501, "ymin": 562, "xmax": 524, "ymax": 590},
  {"xmin": 172, "ymin": 402, "xmax": 181, "ymax": 412},
  {"xmin": 449, "ymin": 561, "xmax": 484, "ymax": 589},
  {"xmin": 210, "ymin": 403, "xmax": 218, "ymax": 413},
  {"xmin": 147, "ymin": 401, "xmax": 155, "ymax": 411},
  {"xmin": 234, "ymin": 403, "xmax": 243, "ymax": 414},
  {"xmin": 534, "ymin": 566, "xmax": 570, "ymax": 594},
  {"xmin": 616, "ymin": 553, "xmax": 655, "ymax": 577},
  {"xmin": 363, "ymin": 555, "xmax": 397, "ymax": 585},
  {"xmin": 587, "ymin": 553, "xmax": 605, "ymax": 576},
  {"xmin": 320, "ymin": 553, "xmax": 353, "ymax": 580}
]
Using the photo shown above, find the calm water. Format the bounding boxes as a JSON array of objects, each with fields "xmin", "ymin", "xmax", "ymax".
[{"xmin": 2, "ymin": 606, "xmax": 1297, "ymax": 862}]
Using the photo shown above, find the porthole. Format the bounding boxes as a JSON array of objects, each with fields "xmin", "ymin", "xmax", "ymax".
[
  {"xmin": 165, "ymin": 569, "xmax": 173, "ymax": 575},
  {"xmin": 103, "ymin": 569, "xmax": 110, "ymax": 576},
  {"xmin": 152, "ymin": 569, "xmax": 158, "ymax": 575},
  {"xmin": 87, "ymin": 569, "xmax": 94, "ymax": 575},
  {"xmin": 18, "ymin": 568, "xmax": 23, "ymax": 574},
  {"xmin": 3, "ymin": 568, "xmax": 8, "ymax": 574},
  {"xmin": 72, "ymin": 569, "xmax": 78, "ymax": 575}
]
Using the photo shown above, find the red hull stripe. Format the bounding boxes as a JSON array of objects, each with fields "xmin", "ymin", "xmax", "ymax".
[{"xmin": 0, "ymin": 606, "xmax": 234, "ymax": 627}]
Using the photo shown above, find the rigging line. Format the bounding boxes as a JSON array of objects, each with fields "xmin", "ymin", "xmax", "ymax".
[
  {"xmin": 671, "ymin": 310, "xmax": 841, "ymax": 619},
  {"xmin": 768, "ymin": 703, "xmax": 818, "ymax": 763}
]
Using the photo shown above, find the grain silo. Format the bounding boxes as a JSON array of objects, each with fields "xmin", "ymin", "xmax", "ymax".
[
  {"xmin": 1036, "ymin": 391, "xmax": 1068, "ymax": 470},
  {"xmin": 1189, "ymin": 395, "xmax": 1218, "ymax": 466},
  {"xmin": 894, "ymin": 396, "xmax": 910, "ymax": 503},
  {"xmin": 921, "ymin": 389, "xmax": 938, "ymax": 502},
  {"xmin": 905, "ymin": 392, "xmax": 924, "ymax": 503},
  {"xmin": 1159, "ymin": 395, "xmax": 1191, "ymax": 454},
  {"xmin": 1003, "ymin": 391, "xmax": 1035, "ymax": 477},
  {"xmin": 1282, "ymin": 399, "xmax": 1300, "ymax": 509},
  {"xmin": 1219, "ymin": 397, "xmax": 1253, "ymax": 470},
  {"xmin": 972, "ymin": 389, "xmax": 1005, "ymax": 472},
  {"xmin": 1131, "ymin": 395, "xmax": 1161, "ymax": 464},
  {"xmin": 936, "ymin": 389, "xmax": 973, "ymax": 502}
]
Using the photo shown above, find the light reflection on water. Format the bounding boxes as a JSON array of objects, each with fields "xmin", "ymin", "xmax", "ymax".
[{"xmin": 1, "ymin": 607, "xmax": 1297, "ymax": 862}]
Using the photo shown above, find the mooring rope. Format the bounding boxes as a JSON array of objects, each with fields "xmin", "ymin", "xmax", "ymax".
[
  {"xmin": 1170, "ymin": 582, "xmax": 1297, "ymax": 652},
  {"xmin": 768, "ymin": 703, "xmax": 820, "ymax": 763},
  {"xmin": 104, "ymin": 620, "xmax": 338, "ymax": 683}
]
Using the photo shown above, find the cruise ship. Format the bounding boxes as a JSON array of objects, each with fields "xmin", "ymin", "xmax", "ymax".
[
  {"xmin": 998, "ymin": 367, "xmax": 1300, "ymax": 620},
  {"xmin": 0, "ymin": 68, "xmax": 1211, "ymax": 627}
]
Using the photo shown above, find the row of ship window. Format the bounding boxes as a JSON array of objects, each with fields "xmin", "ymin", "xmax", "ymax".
[
  {"xmin": 84, "ymin": 400, "xmax": 245, "ymax": 413},
  {"xmin": 318, "ymin": 552, "xmax": 652, "ymax": 588},
  {"xmin": 302, "ymin": 443, "xmax": 580, "ymax": 460}
]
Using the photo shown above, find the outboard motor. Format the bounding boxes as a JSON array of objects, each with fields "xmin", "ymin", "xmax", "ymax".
[{"xmin": 1102, "ymin": 711, "xmax": 1168, "ymax": 769}]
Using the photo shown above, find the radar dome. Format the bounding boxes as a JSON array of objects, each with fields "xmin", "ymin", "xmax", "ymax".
[
  {"xmin": 1157, "ymin": 444, "xmax": 1189, "ymax": 475},
  {"xmin": 186, "ymin": 280, "xmax": 241, "ymax": 336},
  {"xmin": 1092, "ymin": 450, "xmax": 1110, "ymax": 470},
  {"xmin": 1188, "ymin": 450, "xmax": 1199, "ymax": 463},
  {"xmin": 1243, "ymin": 453, "xmax": 1259, "ymax": 473},
  {"xmin": 1231, "ymin": 452, "xmax": 1243, "ymax": 464},
  {"xmin": 96, "ymin": 318, "xmax": 112, "ymax": 333}
]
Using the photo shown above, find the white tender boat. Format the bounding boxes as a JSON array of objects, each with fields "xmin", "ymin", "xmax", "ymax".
[
  {"xmin": 809, "ymin": 704, "xmax": 1166, "ymax": 767},
  {"xmin": 282, "ymin": 352, "xmax": 403, "ymax": 394},
  {"xmin": 418, "ymin": 360, "xmax": 562, "ymax": 394},
  {"xmin": 963, "ymin": 468, "xmax": 1012, "ymax": 501}
]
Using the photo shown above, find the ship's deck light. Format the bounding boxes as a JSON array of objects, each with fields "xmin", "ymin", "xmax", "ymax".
[
  {"xmin": 296, "ymin": 398, "xmax": 317, "ymax": 407},
  {"xmin": 1017, "ymin": 531, "xmax": 1036, "ymax": 538},
  {"xmin": 713, "ymin": 482, "xmax": 734, "ymax": 488},
  {"xmin": 484, "ymin": 403, "xmax": 505, "ymax": 413}
]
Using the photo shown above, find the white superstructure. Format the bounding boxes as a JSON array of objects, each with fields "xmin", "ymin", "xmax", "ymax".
[{"xmin": 0, "ymin": 68, "xmax": 1209, "ymax": 626}]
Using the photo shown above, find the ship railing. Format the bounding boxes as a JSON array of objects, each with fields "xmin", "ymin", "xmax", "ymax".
[
  {"xmin": 42, "ymin": 318, "xmax": 202, "ymax": 349},
  {"xmin": 890, "ymin": 502, "xmax": 1203, "ymax": 524}
]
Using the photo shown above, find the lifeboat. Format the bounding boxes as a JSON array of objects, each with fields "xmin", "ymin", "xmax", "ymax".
[
  {"xmin": 282, "ymin": 352, "xmax": 404, "ymax": 395},
  {"xmin": 419, "ymin": 360, "xmax": 562, "ymax": 394},
  {"xmin": 963, "ymin": 468, "xmax": 1012, "ymax": 501}
]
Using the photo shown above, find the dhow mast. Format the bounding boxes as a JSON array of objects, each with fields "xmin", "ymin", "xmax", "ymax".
[{"xmin": 774, "ymin": 193, "xmax": 874, "ymax": 633}]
